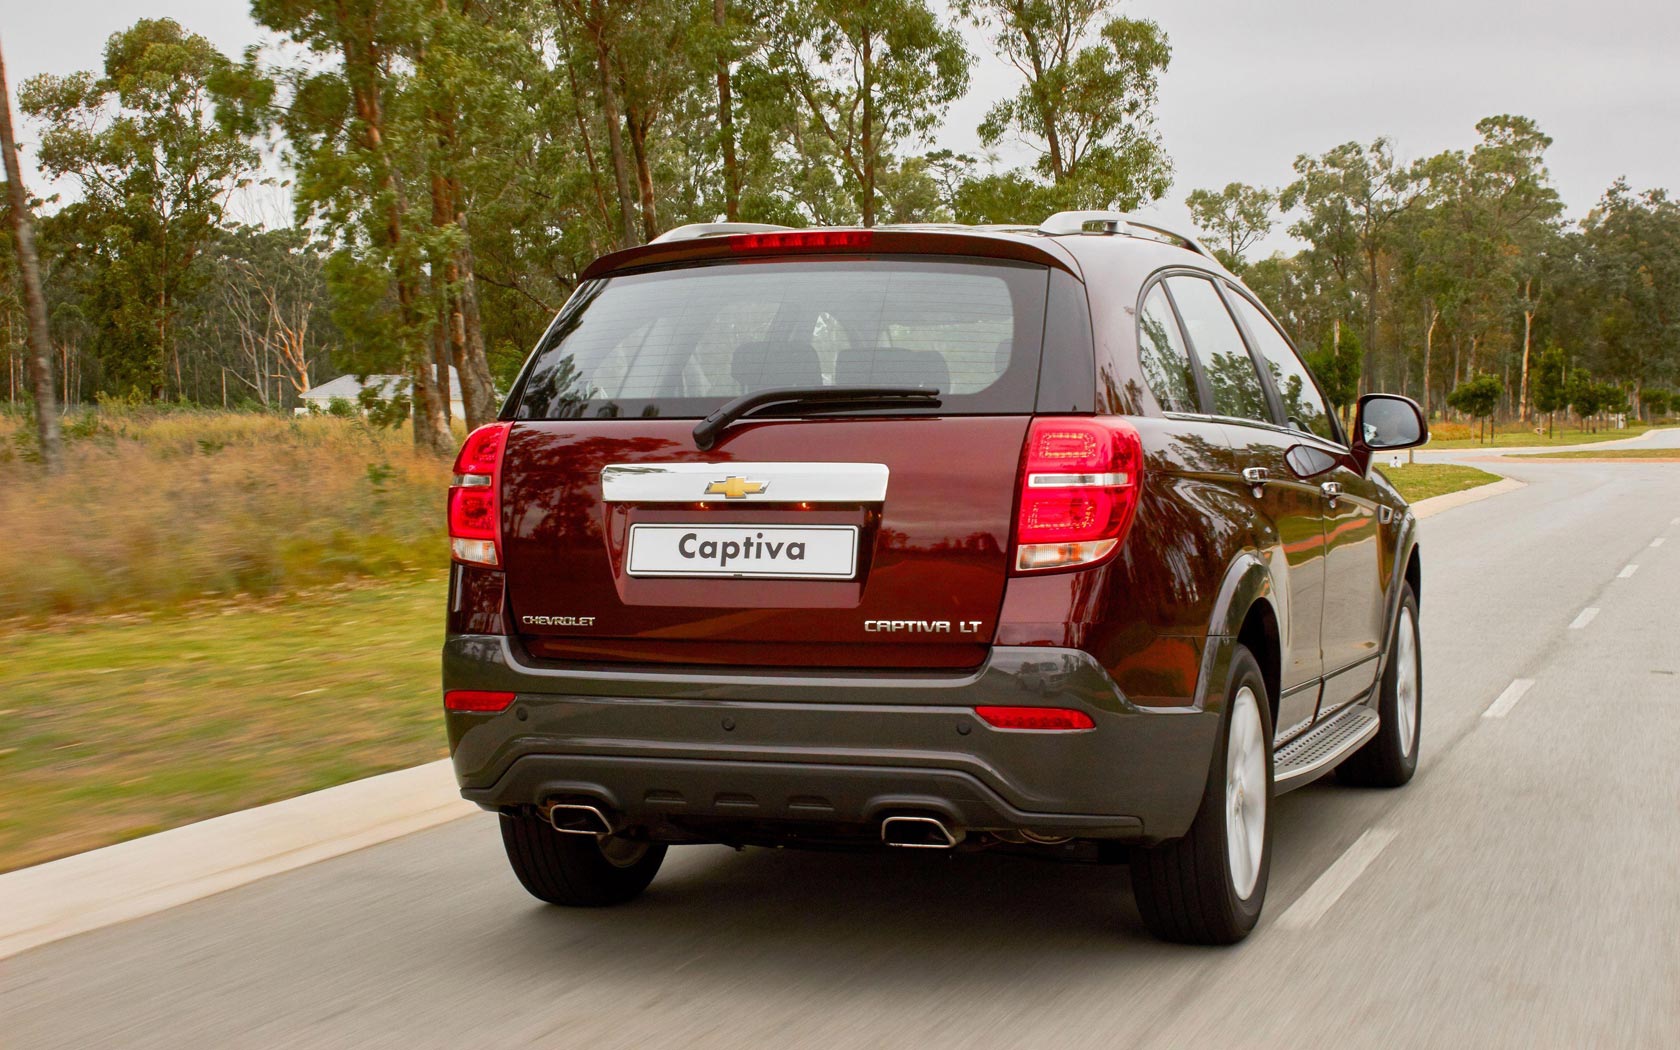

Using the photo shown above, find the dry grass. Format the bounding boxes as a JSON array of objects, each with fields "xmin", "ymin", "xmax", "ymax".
[{"xmin": 0, "ymin": 409, "xmax": 450, "ymax": 620}]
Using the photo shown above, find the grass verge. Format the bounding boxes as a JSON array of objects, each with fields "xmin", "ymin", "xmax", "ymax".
[
  {"xmin": 0, "ymin": 575, "xmax": 446, "ymax": 873},
  {"xmin": 1378, "ymin": 463, "xmax": 1504, "ymax": 503},
  {"xmin": 1425, "ymin": 422, "xmax": 1675, "ymax": 449},
  {"xmin": 1525, "ymin": 448, "xmax": 1680, "ymax": 460}
]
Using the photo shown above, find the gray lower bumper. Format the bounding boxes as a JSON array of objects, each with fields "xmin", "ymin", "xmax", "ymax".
[{"xmin": 443, "ymin": 636, "xmax": 1220, "ymax": 842}]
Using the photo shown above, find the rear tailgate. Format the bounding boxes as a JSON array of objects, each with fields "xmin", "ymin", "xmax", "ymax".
[
  {"xmin": 502, "ymin": 416, "xmax": 1029, "ymax": 669},
  {"xmin": 497, "ymin": 249, "xmax": 1062, "ymax": 671}
]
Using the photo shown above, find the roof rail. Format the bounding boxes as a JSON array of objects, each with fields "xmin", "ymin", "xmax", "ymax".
[
  {"xmin": 650, "ymin": 222, "xmax": 793, "ymax": 244},
  {"xmin": 1039, "ymin": 211, "xmax": 1134, "ymax": 236},
  {"xmin": 1037, "ymin": 210, "xmax": 1221, "ymax": 266}
]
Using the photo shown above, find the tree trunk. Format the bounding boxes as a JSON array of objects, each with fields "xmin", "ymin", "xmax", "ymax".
[
  {"xmin": 626, "ymin": 110, "xmax": 658, "ymax": 241},
  {"xmin": 1422, "ymin": 307, "xmax": 1437, "ymax": 419},
  {"xmin": 410, "ymin": 356, "xmax": 451, "ymax": 450},
  {"xmin": 452, "ymin": 215, "xmax": 499, "ymax": 430},
  {"xmin": 555, "ymin": 3, "xmax": 616, "ymax": 240},
  {"xmin": 345, "ymin": 30, "xmax": 450, "ymax": 455},
  {"xmin": 1518, "ymin": 302, "xmax": 1534, "ymax": 422},
  {"xmin": 859, "ymin": 30, "xmax": 875, "ymax": 227},
  {"xmin": 583, "ymin": 0, "xmax": 639, "ymax": 248},
  {"xmin": 714, "ymin": 0, "xmax": 739, "ymax": 220},
  {"xmin": 1363, "ymin": 249, "xmax": 1378, "ymax": 395},
  {"xmin": 0, "ymin": 43, "xmax": 64, "ymax": 474}
]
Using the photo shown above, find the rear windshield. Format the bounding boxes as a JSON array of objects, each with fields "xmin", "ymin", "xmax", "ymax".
[{"xmin": 509, "ymin": 258, "xmax": 1050, "ymax": 419}]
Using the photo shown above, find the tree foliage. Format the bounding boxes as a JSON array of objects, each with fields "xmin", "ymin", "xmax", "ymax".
[
  {"xmin": 962, "ymin": 0, "xmax": 1170, "ymax": 217},
  {"xmin": 6, "ymin": 8, "xmax": 1680, "ymax": 455},
  {"xmin": 1185, "ymin": 182, "xmax": 1273, "ymax": 272},
  {"xmin": 1446, "ymin": 372, "xmax": 1503, "ymax": 440},
  {"xmin": 21, "ymin": 19, "xmax": 260, "ymax": 399}
]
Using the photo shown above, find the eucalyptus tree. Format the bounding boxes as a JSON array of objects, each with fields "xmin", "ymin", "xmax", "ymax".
[
  {"xmin": 771, "ymin": 0, "xmax": 970, "ymax": 227},
  {"xmin": 1463, "ymin": 115, "xmax": 1563, "ymax": 419},
  {"xmin": 962, "ymin": 0, "xmax": 1170, "ymax": 216},
  {"xmin": 1280, "ymin": 138, "xmax": 1413, "ymax": 391},
  {"xmin": 1185, "ymin": 181, "xmax": 1274, "ymax": 272},
  {"xmin": 253, "ymin": 0, "xmax": 461, "ymax": 451},
  {"xmin": 1575, "ymin": 180, "xmax": 1680, "ymax": 406},
  {"xmin": 20, "ymin": 18, "xmax": 260, "ymax": 402},
  {"xmin": 0, "ymin": 41, "xmax": 63, "ymax": 471}
]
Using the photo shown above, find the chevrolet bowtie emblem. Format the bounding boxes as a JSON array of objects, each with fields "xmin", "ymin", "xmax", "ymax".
[{"xmin": 705, "ymin": 476, "xmax": 768, "ymax": 499}]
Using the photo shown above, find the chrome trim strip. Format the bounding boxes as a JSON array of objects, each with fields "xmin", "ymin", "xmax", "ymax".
[
  {"xmin": 601, "ymin": 462, "xmax": 890, "ymax": 503},
  {"xmin": 1027, "ymin": 471, "xmax": 1129, "ymax": 488}
]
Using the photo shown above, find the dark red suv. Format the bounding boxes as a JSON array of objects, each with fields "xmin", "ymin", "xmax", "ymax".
[{"xmin": 442, "ymin": 213, "xmax": 1428, "ymax": 944}]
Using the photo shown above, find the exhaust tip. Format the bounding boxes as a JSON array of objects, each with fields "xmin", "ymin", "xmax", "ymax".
[
  {"xmin": 881, "ymin": 814, "xmax": 961, "ymax": 849},
  {"xmin": 546, "ymin": 802, "xmax": 614, "ymax": 836}
]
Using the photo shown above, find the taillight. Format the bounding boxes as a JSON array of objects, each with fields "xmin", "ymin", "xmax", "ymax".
[
  {"xmin": 448, "ymin": 422, "xmax": 511, "ymax": 567},
  {"xmin": 1013, "ymin": 417, "xmax": 1143, "ymax": 572},
  {"xmin": 975, "ymin": 706, "xmax": 1096, "ymax": 731}
]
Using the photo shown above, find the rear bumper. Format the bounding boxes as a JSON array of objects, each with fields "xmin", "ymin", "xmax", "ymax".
[{"xmin": 443, "ymin": 636, "xmax": 1221, "ymax": 843}]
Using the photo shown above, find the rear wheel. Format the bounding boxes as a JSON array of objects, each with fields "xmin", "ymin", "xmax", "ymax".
[
  {"xmin": 1337, "ymin": 583, "xmax": 1422, "ymax": 787},
  {"xmin": 500, "ymin": 809, "xmax": 666, "ymax": 907},
  {"xmin": 1129, "ymin": 645, "xmax": 1272, "ymax": 945}
]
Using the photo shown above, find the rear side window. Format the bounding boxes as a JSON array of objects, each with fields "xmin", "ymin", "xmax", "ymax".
[
  {"xmin": 1226, "ymin": 294, "xmax": 1338, "ymax": 442},
  {"xmin": 1138, "ymin": 286, "xmax": 1200, "ymax": 413},
  {"xmin": 511, "ymin": 259, "xmax": 1049, "ymax": 419},
  {"xmin": 1166, "ymin": 276, "xmax": 1271, "ymax": 423}
]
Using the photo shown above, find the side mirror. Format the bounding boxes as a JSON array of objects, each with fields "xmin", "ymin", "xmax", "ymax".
[{"xmin": 1351, "ymin": 393, "xmax": 1428, "ymax": 472}]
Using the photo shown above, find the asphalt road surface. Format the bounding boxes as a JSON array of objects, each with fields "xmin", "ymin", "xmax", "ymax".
[{"xmin": 7, "ymin": 438, "xmax": 1679, "ymax": 1049}]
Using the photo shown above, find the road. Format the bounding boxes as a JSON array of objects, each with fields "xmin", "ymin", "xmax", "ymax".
[{"xmin": 6, "ymin": 441, "xmax": 1679, "ymax": 1048}]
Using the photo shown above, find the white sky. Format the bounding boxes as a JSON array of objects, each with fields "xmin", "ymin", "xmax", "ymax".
[{"xmin": 6, "ymin": 0, "xmax": 1678, "ymax": 255}]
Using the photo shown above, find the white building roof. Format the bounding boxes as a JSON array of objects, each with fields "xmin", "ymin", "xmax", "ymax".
[{"xmin": 301, "ymin": 368, "xmax": 464, "ymax": 404}]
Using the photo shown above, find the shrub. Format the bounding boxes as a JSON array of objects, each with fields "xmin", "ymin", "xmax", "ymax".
[{"xmin": 0, "ymin": 410, "xmax": 451, "ymax": 619}]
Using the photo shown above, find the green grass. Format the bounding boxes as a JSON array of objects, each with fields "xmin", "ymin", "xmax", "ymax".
[
  {"xmin": 1526, "ymin": 448, "xmax": 1680, "ymax": 460},
  {"xmin": 1426, "ymin": 421, "xmax": 1676, "ymax": 449},
  {"xmin": 0, "ymin": 575, "xmax": 447, "ymax": 872},
  {"xmin": 1378, "ymin": 463, "xmax": 1504, "ymax": 502}
]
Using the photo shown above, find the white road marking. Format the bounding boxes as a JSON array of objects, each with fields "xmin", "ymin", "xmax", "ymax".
[
  {"xmin": 1568, "ymin": 607, "xmax": 1600, "ymax": 630},
  {"xmin": 1484, "ymin": 678, "xmax": 1536, "ymax": 719},
  {"xmin": 1652, "ymin": 538, "xmax": 1665, "ymax": 548},
  {"xmin": 1619, "ymin": 564, "xmax": 1640, "ymax": 578},
  {"xmin": 1277, "ymin": 828, "xmax": 1400, "ymax": 930}
]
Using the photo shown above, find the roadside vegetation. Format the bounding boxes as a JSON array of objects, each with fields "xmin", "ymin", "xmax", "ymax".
[
  {"xmin": 1425, "ymin": 420, "xmax": 1676, "ymax": 449},
  {"xmin": 1378, "ymin": 463, "xmax": 1504, "ymax": 503},
  {"xmin": 0, "ymin": 408, "xmax": 447, "ymax": 620},
  {"xmin": 1527, "ymin": 448, "xmax": 1680, "ymax": 460},
  {"xmin": 0, "ymin": 576, "xmax": 443, "ymax": 872}
]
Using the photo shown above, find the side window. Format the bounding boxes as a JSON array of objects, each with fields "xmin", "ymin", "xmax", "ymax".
[
  {"xmin": 1226, "ymin": 293, "xmax": 1338, "ymax": 442},
  {"xmin": 1166, "ymin": 276, "xmax": 1271, "ymax": 422},
  {"xmin": 1137, "ymin": 285, "xmax": 1200, "ymax": 413}
]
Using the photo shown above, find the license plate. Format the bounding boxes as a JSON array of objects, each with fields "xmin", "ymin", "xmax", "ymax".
[{"xmin": 627, "ymin": 524, "xmax": 859, "ymax": 579}]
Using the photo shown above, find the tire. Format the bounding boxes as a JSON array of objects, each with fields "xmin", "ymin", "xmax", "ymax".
[
  {"xmin": 500, "ymin": 809, "xmax": 666, "ymax": 907},
  {"xmin": 1337, "ymin": 583, "xmax": 1422, "ymax": 788},
  {"xmin": 1129, "ymin": 645, "xmax": 1272, "ymax": 945}
]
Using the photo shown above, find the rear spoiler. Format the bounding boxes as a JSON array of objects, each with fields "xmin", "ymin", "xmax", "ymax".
[{"xmin": 579, "ymin": 227, "xmax": 1085, "ymax": 283}]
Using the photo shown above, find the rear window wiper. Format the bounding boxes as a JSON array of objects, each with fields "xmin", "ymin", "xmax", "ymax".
[{"xmin": 693, "ymin": 386, "xmax": 940, "ymax": 450}]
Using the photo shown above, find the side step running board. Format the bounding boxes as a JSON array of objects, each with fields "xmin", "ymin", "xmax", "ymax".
[{"xmin": 1274, "ymin": 706, "xmax": 1380, "ymax": 790}]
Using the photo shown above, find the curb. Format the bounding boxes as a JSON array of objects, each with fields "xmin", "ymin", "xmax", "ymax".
[
  {"xmin": 0, "ymin": 759, "xmax": 474, "ymax": 960},
  {"xmin": 1411, "ymin": 477, "xmax": 1525, "ymax": 520}
]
